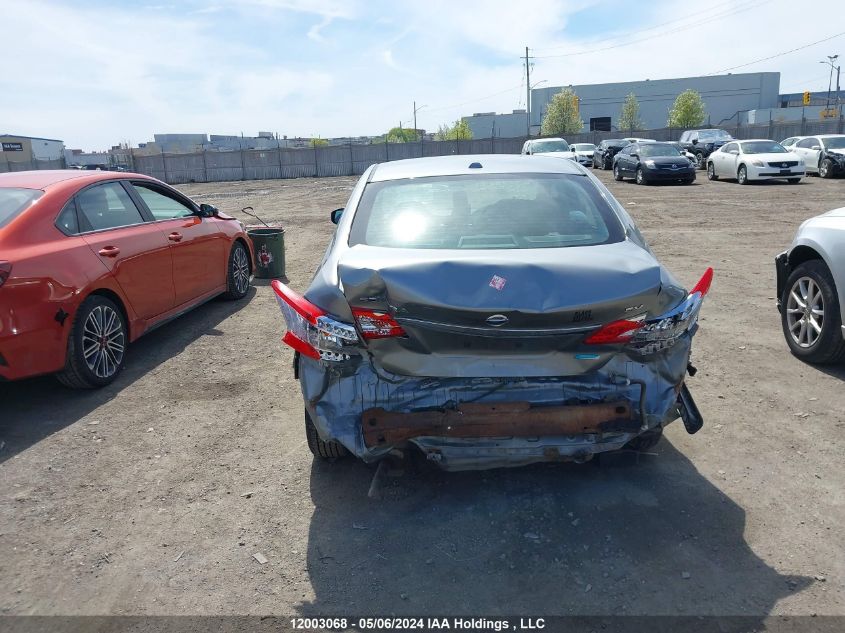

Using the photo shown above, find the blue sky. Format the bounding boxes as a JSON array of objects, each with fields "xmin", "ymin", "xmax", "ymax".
[{"xmin": 1, "ymin": 0, "xmax": 842, "ymax": 149}]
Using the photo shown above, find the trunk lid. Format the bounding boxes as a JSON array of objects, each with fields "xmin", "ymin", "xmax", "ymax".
[{"xmin": 337, "ymin": 241, "xmax": 668, "ymax": 376}]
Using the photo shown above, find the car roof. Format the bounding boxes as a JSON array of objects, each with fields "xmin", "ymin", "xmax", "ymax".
[
  {"xmin": 531, "ymin": 137, "xmax": 567, "ymax": 142},
  {"xmin": 818, "ymin": 134, "xmax": 845, "ymax": 138},
  {"xmin": 369, "ymin": 154, "xmax": 584, "ymax": 182},
  {"xmin": 0, "ymin": 169, "xmax": 150, "ymax": 190}
]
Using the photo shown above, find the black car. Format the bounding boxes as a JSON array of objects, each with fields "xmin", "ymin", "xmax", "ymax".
[
  {"xmin": 592, "ymin": 139, "xmax": 630, "ymax": 170},
  {"xmin": 678, "ymin": 129, "xmax": 733, "ymax": 169},
  {"xmin": 612, "ymin": 142, "xmax": 696, "ymax": 185}
]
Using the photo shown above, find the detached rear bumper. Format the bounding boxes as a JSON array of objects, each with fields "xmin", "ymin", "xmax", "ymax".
[{"xmin": 297, "ymin": 335, "xmax": 697, "ymax": 470}]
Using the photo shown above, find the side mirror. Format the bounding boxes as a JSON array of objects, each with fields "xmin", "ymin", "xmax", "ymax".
[
  {"xmin": 199, "ymin": 203, "xmax": 218, "ymax": 217},
  {"xmin": 330, "ymin": 208, "xmax": 344, "ymax": 224},
  {"xmin": 811, "ymin": 145, "xmax": 821, "ymax": 150},
  {"xmin": 730, "ymin": 149, "xmax": 739, "ymax": 155},
  {"xmin": 631, "ymin": 153, "xmax": 639, "ymax": 159},
  {"xmin": 571, "ymin": 148, "xmax": 576, "ymax": 152},
  {"xmin": 692, "ymin": 139, "xmax": 699, "ymax": 145}
]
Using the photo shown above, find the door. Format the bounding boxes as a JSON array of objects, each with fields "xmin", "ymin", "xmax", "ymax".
[
  {"xmin": 128, "ymin": 182, "xmax": 228, "ymax": 306},
  {"xmin": 77, "ymin": 181, "xmax": 175, "ymax": 319},
  {"xmin": 617, "ymin": 145, "xmax": 633, "ymax": 174},
  {"xmin": 714, "ymin": 143, "xmax": 735, "ymax": 177},
  {"xmin": 794, "ymin": 137, "xmax": 821, "ymax": 171}
]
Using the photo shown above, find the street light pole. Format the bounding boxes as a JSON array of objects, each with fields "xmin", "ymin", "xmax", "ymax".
[
  {"xmin": 821, "ymin": 55, "xmax": 839, "ymax": 110},
  {"xmin": 413, "ymin": 102, "xmax": 427, "ymax": 141}
]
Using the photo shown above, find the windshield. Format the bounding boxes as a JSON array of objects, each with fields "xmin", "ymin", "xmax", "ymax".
[
  {"xmin": 639, "ymin": 144, "xmax": 682, "ymax": 157},
  {"xmin": 531, "ymin": 140, "xmax": 570, "ymax": 153},
  {"xmin": 741, "ymin": 141, "xmax": 787, "ymax": 154},
  {"xmin": 350, "ymin": 173, "xmax": 624, "ymax": 250},
  {"xmin": 0, "ymin": 188, "xmax": 43, "ymax": 229},
  {"xmin": 823, "ymin": 137, "xmax": 845, "ymax": 150},
  {"xmin": 698, "ymin": 130, "xmax": 732, "ymax": 141},
  {"xmin": 573, "ymin": 144, "xmax": 595, "ymax": 151}
]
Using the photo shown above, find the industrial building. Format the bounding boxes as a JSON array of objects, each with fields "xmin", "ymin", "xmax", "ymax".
[
  {"xmin": 464, "ymin": 72, "xmax": 783, "ymax": 137},
  {"xmin": 0, "ymin": 134, "xmax": 65, "ymax": 162}
]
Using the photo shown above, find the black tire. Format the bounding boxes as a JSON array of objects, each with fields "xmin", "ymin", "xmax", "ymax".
[
  {"xmin": 780, "ymin": 260, "xmax": 845, "ymax": 364},
  {"xmin": 613, "ymin": 164, "xmax": 623, "ymax": 181},
  {"xmin": 223, "ymin": 240, "xmax": 251, "ymax": 300},
  {"xmin": 787, "ymin": 178, "xmax": 801, "ymax": 184},
  {"xmin": 592, "ymin": 157, "xmax": 600, "ymax": 170},
  {"xmin": 56, "ymin": 295, "xmax": 127, "ymax": 389},
  {"xmin": 305, "ymin": 409, "xmax": 348, "ymax": 459},
  {"xmin": 737, "ymin": 165, "xmax": 748, "ymax": 185},
  {"xmin": 625, "ymin": 428, "xmax": 663, "ymax": 451},
  {"xmin": 635, "ymin": 167, "xmax": 647, "ymax": 185},
  {"xmin": 819, "ymin": 158, "xmax": 834, "ymax": 179},
  {"xmin": 694, "ymin": 152, "xmax": 705, "ymax": 170},
  {"xmin": 683, "ymin": 176, "xmax": 695, "ymax": 185},
  {"xmin": 707, "ymin": 162, "xmax": 718, "ymax": 180}
]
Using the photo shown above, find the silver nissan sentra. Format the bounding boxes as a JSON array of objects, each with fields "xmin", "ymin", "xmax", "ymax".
[{"xmin": 272, "ymin": 155, "xmax": 712, "ymax": 471}]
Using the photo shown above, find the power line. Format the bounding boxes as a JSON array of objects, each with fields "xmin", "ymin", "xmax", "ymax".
[
  {"xmin": 533, "ymin": 0, "xmax": 764, "ymax": 59},
  {"xmin": 423, "ymin": 83, "xmax": 524, "ymax": 115},
  {"xmin": 707, "ymin": 31, "xmax": 845, "ymax": 74}
]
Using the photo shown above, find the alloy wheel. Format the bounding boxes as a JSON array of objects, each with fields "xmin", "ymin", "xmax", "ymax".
[
  {"xmin": 233, "ymin": 246, "xmax": 250, "ymax": 295},
  {"xmin": 695, "ymin": 153, "xmax": 704, "ymax": 169},
  {"xmin": 82, "ymin": 305, "xmax": 125, "ymax": 378},
  {"xmin": 819, "ymin": 160, "xmax": 829, "ymax": 178},
  {"xmin": 786, "ymin": 276, "xmax": 825, "ymax": 348},
  {"xmin": 707, "ymin": 163, "xmax": 716, "ymax": 180}
]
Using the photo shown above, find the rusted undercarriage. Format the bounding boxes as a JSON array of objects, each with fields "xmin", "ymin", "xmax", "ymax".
[{"xmin": 362, "ymin": 400, "xmax": 637, "ymax": 447}]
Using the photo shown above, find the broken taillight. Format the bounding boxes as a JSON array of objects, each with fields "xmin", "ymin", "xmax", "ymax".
[
  {"xmin": 585, "ymin": 267, "xmax": 713, "ymax": 353},
  {"xmin": 270, "ymin": 280, "xmax": 359, "ymax": 361},
  {"xmin": 351, "ymin": 308, "xmax": 406, "ymax": 339}
]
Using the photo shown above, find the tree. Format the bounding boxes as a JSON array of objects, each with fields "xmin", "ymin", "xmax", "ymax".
[
  {"xmin": 667, "ymin": 89, "xmax": 706, "ymax": 128},
  {"xmin": 310, "ymin": 137, "xmax": 329, "ymax": 147},
  {"xmin": 434, "ymin": 119, "xmax": 473, "ymax": 141},
  {"xmin": 386, "ymin": 127, "xmax": 419, "ymax": 143},
  {"xmin": 540, "ymin": 87, "xmax": 584, "ymax": 136},
  {"xmin": 619, "ymin": 92, "xmax": 643, "ymax": 132}
]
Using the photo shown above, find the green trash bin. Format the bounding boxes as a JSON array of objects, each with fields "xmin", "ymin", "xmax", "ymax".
[{"xmin": 247, "ymin": 226, "xmax": 286, "ymax": 279}]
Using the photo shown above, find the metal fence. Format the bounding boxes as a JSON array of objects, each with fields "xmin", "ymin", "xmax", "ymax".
[
  {"xmin": 0, "ymin": 158, "xmax": 64, "ymax": 173},
  {"xmin": 4, "ymin": 116, "xmax": 843, "ymax": 183}
]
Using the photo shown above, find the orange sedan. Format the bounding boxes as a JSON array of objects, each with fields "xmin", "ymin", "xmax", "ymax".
[{"xmin": 0, "ymin": 170, "xmax": 254, "ymax": 387}]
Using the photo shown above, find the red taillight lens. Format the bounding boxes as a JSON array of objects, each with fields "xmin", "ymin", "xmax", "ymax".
[
  {"xmin": 583, "ymin": 318, "xmax": 644, "ymax": 345},
  {"xmin": 690, "ymin": 267, "xmax": 714, "ymax": 296},
  {"xmin": 351, "ymin": 308, "xmax": 406, "ymax": 339},
  {"xmin": 271, "ymin": 280, "xmax": 359, "ymax": 361},
  {"xmin": 0, "ymin": 261, "xmax": 11, "ymax": 287}
]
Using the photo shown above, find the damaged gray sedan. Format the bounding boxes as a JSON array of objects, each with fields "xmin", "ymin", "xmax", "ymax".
[{"xmin": 272, "ymin": 155, "xmax": 712, "ymax": 470}]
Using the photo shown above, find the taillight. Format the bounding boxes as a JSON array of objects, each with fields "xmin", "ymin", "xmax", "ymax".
[
  {"xmin": 351, "ymin": 308, "xmax": 406, "ymax": 339},
  {"xmin": 0, "ymin": 261, "xmax": 11, "ymax": 287},
  {"xmin": 585, "ymin": 267, "xmax": 713, "ymax": 353},
  {"xmin": 270, "ymin": 280, "xmax": 359, "ymax": 361}
]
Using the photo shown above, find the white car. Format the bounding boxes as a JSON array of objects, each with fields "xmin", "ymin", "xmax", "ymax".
[
  {"xmin": 521, "ymin": 137, "xmax": 571, "ymax": 157},
  {"xmin": 623, "ymin": 137, "xmax": 656, "ymax": 143},
  {"xmin": 706, "ymin": 139, "xmax": 804, "ymax": 184},
  {"xmin": 571, "ymin": 143, "xmax": 596, "ymax": 166},
  {"xmin": 780, "ymin": 136, "xmax": 804, "ymax": 148},
  {"xmin": 789, "ymin": 134, "xmax": 845, "ymax": 178},
  {"xmin": 776, "ymin": 207, "xmax": 845, "ymax": 363}
]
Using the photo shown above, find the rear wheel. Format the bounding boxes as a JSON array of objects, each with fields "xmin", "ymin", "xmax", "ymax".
[
  {"xmin": 737, "ymin": 165, "xmax": 749, "ymax": 185},
  {"xmin": 305, "ymin": 409, "xmax": 348, "ymax": 459},
  {"xmin": 223, "ymin": 241, "xmax": 251, "ymax": 300},
  {"xmin": 781, "ymin": 260, "xmax": 845, "ymax": 364},
  {"xmin": 57, "ymin": 295, "xmax": 127, "ymax": 389},
  {"xmin": 819, "ymin": 158, "xmax": 834, "ymax": 179},
  {"xmin": 613, "ymin": 164, "xmax": 623, "ymax": 181},
  {"xmin": 707, "ymin": 162, "xmax": 718, "ymax": 180}
]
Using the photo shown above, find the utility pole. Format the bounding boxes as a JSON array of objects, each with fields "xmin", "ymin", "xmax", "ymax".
[
  {"xmin": 524, "ymin": 46, "xmax": 534, "ymax": 137},
  {"xmin": 413, "ymin": 102, "xmax": 427, "ymax": 141},
  {"xmin": 821, "ymin": 54, "xmax": 839, "ymax": 110}
]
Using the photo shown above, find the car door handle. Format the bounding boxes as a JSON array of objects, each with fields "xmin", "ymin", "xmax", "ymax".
[
  {"xmin": 98, "ymin": 246, "xmax": 120, "ymax": 257},
  {"xmin": 168, "ymin": 232, "xmax": 183, "ymax": 242}
]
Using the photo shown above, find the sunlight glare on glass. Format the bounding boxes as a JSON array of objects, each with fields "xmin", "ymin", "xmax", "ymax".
[{"xmin": 392, "ymin": 210, "xmax": 428, "ymax": 242}]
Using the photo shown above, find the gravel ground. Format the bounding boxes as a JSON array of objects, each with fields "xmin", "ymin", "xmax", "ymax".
[{"xmin": 1, "ymin": 167, "xmax": 844, "ymax": 618}]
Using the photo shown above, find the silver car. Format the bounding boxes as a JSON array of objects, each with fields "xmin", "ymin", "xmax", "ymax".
[
  {"xmin": 272, "ymin": 155, "xmax": 713, "ymax": 470},
  {"xmin": 776, "ymin": 208, "xmax": 845, "ymax": 363}
]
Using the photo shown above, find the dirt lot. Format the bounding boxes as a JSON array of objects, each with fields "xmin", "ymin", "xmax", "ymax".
[{"xmin": 2, "ymin": 167, "xmax": 844, "ymax": 619}]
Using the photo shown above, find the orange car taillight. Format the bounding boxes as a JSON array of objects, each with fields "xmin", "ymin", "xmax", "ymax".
[
  {"xmin": 0, "ymin": 261, "xmax": 11, "ymax": 287},
  {"xmin": 270, "ymin": 280, "xmax": 359, "ymax": 361},
  {"xmin": 585, "ymin": 267, "xmax": 713, "ymax": 353},
  {"xmin": 351, "ymin": 308, "xmax": 406, "ymax": 339}
]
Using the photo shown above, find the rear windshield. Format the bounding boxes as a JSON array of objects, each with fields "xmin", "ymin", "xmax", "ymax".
[
  {"xmin": 531, "ymin": 140, "xmax": 570, "ymax": 152},
  {"xmin": 698, "ymin": 130, "xmax": 732, "ymax": 141},
  {"xmin": 349, "ymin": 173, "xmax": 624, "ymax": 250},
  {"xmin": 573, "ymin": 144, "xmax": 595, "ymax": 151},
  {"xmin": 823, "ymin": 137, "xmax": 845, "ymax": 149},
  {"xmin": 741, "ymin": 141, "xmax": 787, "ymax": 154},
  {"xmin": 0, "ymin": 188, "xmax": 43, "ymax": 228},
  {"xmin": 639, "ymin": 144, "xmax": 682, "ymax": 157}
]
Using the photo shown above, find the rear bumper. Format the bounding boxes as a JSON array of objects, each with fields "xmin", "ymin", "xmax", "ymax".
[{"xmin": 297, "ymin": 335, "xmax": 696, "ymax": 470}]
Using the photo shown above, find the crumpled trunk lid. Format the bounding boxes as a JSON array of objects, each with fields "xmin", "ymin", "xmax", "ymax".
[{"xmin": 337, "ymin": 241, "xmax": 670, "ymax": 377}]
